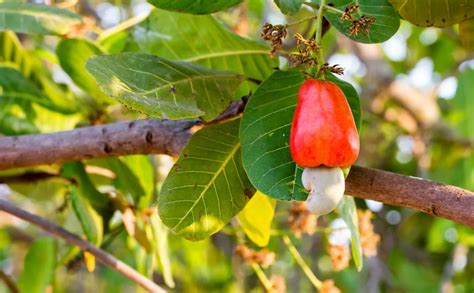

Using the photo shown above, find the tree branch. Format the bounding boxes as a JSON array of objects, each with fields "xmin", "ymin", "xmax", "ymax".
[
  {"xmin": 346, "ymin": 166, "xmax": 474, "ymax": 228},
  {"xmin": 0, "ymin": 199, "xmax": 166, "ymax": 293},
  {"xmin": 1, "ymin": 118, "xmax": 473, "ymax": 227}
]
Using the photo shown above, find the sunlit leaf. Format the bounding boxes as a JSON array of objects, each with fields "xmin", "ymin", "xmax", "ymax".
[
  {"xmin": 240, "ymin": 71, "xmax": 360, "ymax": 200},
  {"xmin": 389, "ymin": 0, "xmax": 474, "ymax": 27},
  {"xmin": 134, "ymin": 9, "xmax": 277, "ymax": 82},
  {"xmin": 148, "ymin": 0, "xmax": 243, "ymax": 14},
  {"xmin": 159, "ymin": 119, "xmax": 254, "ymax": 241},
  {"xmin": 86, "ymin": 53, "xmax": 244, "ymax": 121},
  {"xmin": 337, "ymin": 196, "xmax": 363, "ymax": 271},
  {"xmin": 237, "ymin": 191, "xmax": 276, "ymax": 247},
  {"xmin": 0, "ymin": 2, "xmax": 82, "ymax": 35}
]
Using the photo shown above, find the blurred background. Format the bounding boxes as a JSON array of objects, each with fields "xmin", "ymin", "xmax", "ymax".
[{"xmin": 0, "ymin": 0, "xmax": 473, "ymax": 292}]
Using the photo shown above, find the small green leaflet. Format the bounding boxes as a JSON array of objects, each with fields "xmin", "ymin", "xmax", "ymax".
[
  {"xmin": 313, "ymin": 0, "xmax": 400, "ymax": 43},
  {"xmin": 70, "ymin": 187, "xmax": 104, "ymax": 246},
  {"xmin": 0, "ymin": 2, "xmax": 82, "ymax": 35},
  {"xmin": 18, "ymin": 238, "xmax": 55, "ymax": 293},
  {"xmin": 86, "ymin": 53, "xmax": 244, "ymax": 121},
  {"xmin": 240, "ymin": 71, "xmax": 361, "ymax": 201},
  {"xmin": 159, "ymin": 119, "xmax": 254, "ymax": 241},
  {"xmin": 148, "ymin": 0, "xmax": 243, "ymax": 14},
  {"xmin": 389, "ymin": 0, "xmax": 474, "ymax": 27},
  {"xmin": 134, "ymin": 9, "xmax": 277, "ymax": 82},
  {"xmin": 238, "ymin": 191, "xmax": 276, "ymax": 247},
  {"xmin": 337, "ymin": 196, "xmax": 363, "ymax": 271}
]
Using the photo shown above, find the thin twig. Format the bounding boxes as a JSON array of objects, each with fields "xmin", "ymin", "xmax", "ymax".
[
  {"xmin": 0, "ymin": 271, "xmax": 18, "ymax": 293},
  {"xmin": 0, "ymin": 199, "xmax": 166, "ymax": 293},
  {"xmin": 282, "ymin": 235, "xmax": 322, "ymax": 289},
  {"xmin": 251, "ymin": 263, "xmax": 273, "ymax": 291}
]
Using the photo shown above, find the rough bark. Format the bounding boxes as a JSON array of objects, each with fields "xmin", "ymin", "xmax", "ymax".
[
  {"xmin": 0, "ymin": 119, "xmax": 194, "ymax": 170},
  {"xmin": 346, "ymin": 166, "xmax": 474, "ymax": 228},
  {"xmin": 0, "ymin": 119, "xmax": 473, "ymax": 227}
]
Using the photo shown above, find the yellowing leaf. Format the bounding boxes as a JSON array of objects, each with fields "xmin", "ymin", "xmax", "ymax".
[
  {"xmin": 237, "ymin": 192, "xmax": 276, "ymax": 247},
  {"xmin": 83, "ymin": 251, "xmax": 96, "ymax": 273}
]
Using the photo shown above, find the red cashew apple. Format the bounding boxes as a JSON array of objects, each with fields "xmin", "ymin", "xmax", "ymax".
[{"xmin": 290, "ymin": 79, "xmax": 360, "ymax": 215}]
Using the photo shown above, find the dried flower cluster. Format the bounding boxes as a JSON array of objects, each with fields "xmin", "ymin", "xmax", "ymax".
[
  {"xmin": 320, "ymin": 279, "xmax": 342, "ymax": 293},
  {"xmin": 261, "ymin": 23, "xmax": 288, "ymax": 56},
  {"xmin": 320, "ymin": 63, "xmax": 345, "ymax": 76},
  {"xmin": 235, "ymin": 244, "xmax": 276, "ymax": 268},
  {"xmin": 349, "ymin": 15, "xmax": 376, "ymax": 36},
  {"xmin": 358, "ymin": 209, "xmax": 380, "ymax": 257},
  {"xmin": 288, "ymin": 33, "xmax": 320, "ymax": 68},
  {"xmin": 269, "ymin": 275, "xmax": 286, "ymax": 293},
  {"xmin": 287, "ymin": 201, "xmax": 317, "ymax": 237},
  {"xmin": 328, "ymin": 244, "xmax": 351, "ymax": 271},
  {"xmin": 341, "ymin": 3, "xmax": 360, "ymax": 21}
]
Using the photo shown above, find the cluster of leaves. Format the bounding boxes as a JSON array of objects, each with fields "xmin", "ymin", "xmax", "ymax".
[{"xmin": 0, "ymin": 0, "xmax": 473, "ymax": 291}]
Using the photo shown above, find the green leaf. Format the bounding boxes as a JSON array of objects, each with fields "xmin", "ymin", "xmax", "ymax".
[
  {"xmin": 389, "ymin": 0, "xmax": 474, "ymax": 27},
  {"xmin": 57, "ymin": 38, "xmax": 112, "ymax": 105},
  {"xmin": 150, "ymin": 213, "xmax": 175, "ymax": 288},
  {"xmin": 159, "ymin": 119, "xmax": 254, "ymax": 241},
  {"xmin": 240, "ymin": 71, "xmax": 360, "ymax": 200},
  {"xmin": 134, "ymin": 9, "xmax": 277, "ymax": 81},
  {"xmin": 460, "ymin": 18, "xmax": 474, "ymax": 51},
  {"xmin": 314, "ymin": 0, "xmax": 400, "ymax": 43},
  {"xmin": 147, "ymin": 0, "xmax": 243, "ymax": 14},
  {"xmin": 18, "ymin": 238, "xmax": 55, "ymax": 293},
  {"xmin": 62, "ymin": 162, "xmax": 111, "ymax": 214},
  {"xmin": 337, "ymin": 196, "xmax": 363, "ymax": 271},
  {"xmin": 86, "ymin": 53, "xmax": 244, "ymax": 121},
  {"xmin": 274, "ymin": 0, "xmax": 304, "ymax": 14},
  {"xmin": 70, "ymin": 187, "xmax": 104, "ymax": 245},
  {"xmin": 0, "ymin": 66, "xmax": 57, "ymax": 109},
  {"xmin": 0, "ymin": 66, "xmax": 75, "ymax": 135},
  {"xmin": 0, "ymin": 2, "xmax": 82, "ymax": 35},
  {"xmin": 237, "ymin": 191, "xmax": 276, "ymax": 247}
]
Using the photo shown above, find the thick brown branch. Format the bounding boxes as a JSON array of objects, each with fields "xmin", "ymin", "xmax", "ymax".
[
  {"xmin": 0, "ymin": 118, "xmax": 473, "ymax": 227},
  {"xmin": 346, "ymin": 166, "xmax": 474, "ymax": 228},
  {"xmin": 0, "ymin": 199, "xmax": 165, "ymax": 293},
  {"xmin": 0, "ymin": 119, "xmax": 194, "ymax": 170}
]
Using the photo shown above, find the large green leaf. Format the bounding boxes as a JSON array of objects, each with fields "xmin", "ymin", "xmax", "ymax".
[
  {"xmin": 134, "ymin": 9, "xmax": 277, "ymax": 82},
  {"xmin": 57, "ymin": 38, "xmax": 112, "ymax": 105},
  {"xmin": 0, "ymin": 2, "xmax": 82, "ymax": 35},
  {"xmin": 460, "ymin": 18, "xmax": 474, "ymax": 51},
  {"xmin": 17, "ymin": 238, "xmax": 55, "ymax": 293},
  {"xmin": 337, "ymin": 196, "xmax": 363, "ymax": 271},
  {"xmin": 148, "ymin": 0, "xmax": 242, "ymax": 14},
  {"xmin": 389, "ymin": 0, "xmax": 474, "ymax": 27},
  {"xmin": 86, "ymin": 53, "xmax": 244, "ymax": 121},
  {"xmin": 274, "ymin": 0, "xmax": 304, "ymax": 14},
  {"xmin": 240, "ymin": 71, "xmax": 360, "ymax": 200},
  {"xmin": 159, "ymin": 119, "xmax": 254, "ymax": 241},
  {"xmin": 314, "ymin": 0, "xmax": 400, "ymax": 43},
  {"xmin": 237, "ymin": 191, "xmax": 276, "ymax": 247}
]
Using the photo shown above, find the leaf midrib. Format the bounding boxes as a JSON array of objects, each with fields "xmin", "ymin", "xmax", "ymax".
[
  {"xmin": 184, "ymin": 49, "xmax": 270, "ymax": 62},
  {"xmin": 171, "ymin": 143, "xmax": 241, "ymax": 231}
]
